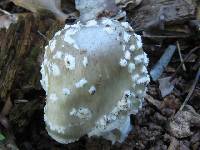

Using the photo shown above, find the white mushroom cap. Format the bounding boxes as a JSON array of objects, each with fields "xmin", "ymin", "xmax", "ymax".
[{"xmin": 41, "ymin": 18, "xmax": 149, "ymax": 144}]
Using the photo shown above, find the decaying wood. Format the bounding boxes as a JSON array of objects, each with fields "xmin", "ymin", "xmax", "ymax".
[
  {"xmin": 129, "ymin": 0, "xmax": 196, "ymax": 31},
  {"xmin": 0, "ymin": 14, "xmax": 63, "ymax": 101}
]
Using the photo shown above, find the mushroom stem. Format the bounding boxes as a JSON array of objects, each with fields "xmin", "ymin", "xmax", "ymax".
[{"xmin": 75, "ymin": 0, "xmax": 118, "ymax": 23}]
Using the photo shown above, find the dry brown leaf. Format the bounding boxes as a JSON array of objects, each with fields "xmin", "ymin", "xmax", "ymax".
[{"xmin": 169, "ymin": 105, "xmax": 200, "ymax": 138}]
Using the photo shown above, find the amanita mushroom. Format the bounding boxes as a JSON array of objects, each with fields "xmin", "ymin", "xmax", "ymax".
[
  {"xmin": 40, "ymin": 0, "xmax": 150, "ymax": 144},
  {"xmin": 11, "ymin": 0, "xmax": 67, "ymax": 22}
]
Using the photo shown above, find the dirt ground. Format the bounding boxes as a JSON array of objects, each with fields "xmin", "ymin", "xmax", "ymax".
[{"xmin": 0, "ymin": 0, "xmax": 199, "ymax": 150}]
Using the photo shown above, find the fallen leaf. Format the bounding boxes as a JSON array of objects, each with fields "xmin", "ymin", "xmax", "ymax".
[
  {"xmin": 158, "ymin": 77, "xmax": 175, "ymax": 97},
  {"xmin": 169, "ymin": 105, "xmax": 200, "ymax": 138},
  {"xmin": 0, "ymin": 133, "xmax": 6, "ymax": 141}
]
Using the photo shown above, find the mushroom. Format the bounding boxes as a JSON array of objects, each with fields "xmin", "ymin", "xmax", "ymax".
[
  {"xmin": 40, "ymin": 0, "xmax": 150, "ymax": 144},
  {"xmin": 11, "ymin": 0, "xmax": 67, "ymax": 22}
]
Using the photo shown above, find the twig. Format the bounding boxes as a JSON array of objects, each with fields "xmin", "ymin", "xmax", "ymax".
[
  {"xmin": 179, "ymin": 67, "xmax": 200, "ymax": 111},
  {"xmin": 0, "ymin": 8, "xmax": 12, "ymax": 16},
  {"xmin": 37, "ymin": 30, "xmax": 49, "ymax": 41},
  {"xmin": 176, "ymin": 41, "xmax": 186, "ymax": 71},
  {"xmin": 142, "ymin": 34, "xmax": 189, "ymax": 39},
  {"xmin": 171, "ymin": 46, "xmax": 200, "ymax": 81},
  {"xmin": 14, "ymin": 99, "xmax": 28, "ymax": 103}
]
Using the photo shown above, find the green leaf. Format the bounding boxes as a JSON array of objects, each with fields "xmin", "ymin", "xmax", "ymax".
[{"xmin": 0, "ymin": 133, "xmax": 6, "ymax": 141}]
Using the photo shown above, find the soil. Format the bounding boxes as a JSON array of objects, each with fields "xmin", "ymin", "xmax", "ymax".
[{"xmin": 0, "ymin": 0, "xmax": 199, "ymax": 150}]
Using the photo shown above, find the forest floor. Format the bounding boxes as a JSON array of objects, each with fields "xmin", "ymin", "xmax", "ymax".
[{"xmin": 0, "ymin": 0, "xmax": 199, "ymax": 150}]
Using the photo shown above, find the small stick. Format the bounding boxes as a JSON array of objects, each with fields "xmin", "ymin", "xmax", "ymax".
[
  {"xmin": 170, "ymin": 46, "xmax": 200, "ymax": 81},
  {"xmin": 37, "ymin": 30, "xmax": 49, "ymax": 41},
  {"xmin": 0, "ymin": 8, "xmax": 12, "ymax": 16},
  {"xmin": 176, "ymin": 41, "xmax": 186, "ymax": 71},
  {"xmin": 179, "ymin": 67, "xmax": 200, "ymax": 111},
  {"xmin": 14, "ymin": 99, "xmax": 29, "ymax": 103},
  {"xmin": 142, "ymin": 34, "xmax": 189, "ymax": 39}
]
